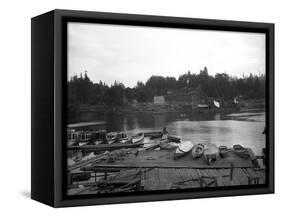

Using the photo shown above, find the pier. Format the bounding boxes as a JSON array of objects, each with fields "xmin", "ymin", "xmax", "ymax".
[{"xmin": 67, "ymin": 146, "xmax": 266, "ymax": 195}]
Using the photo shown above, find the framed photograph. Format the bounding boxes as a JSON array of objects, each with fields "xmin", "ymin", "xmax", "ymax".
[{"xmin": 31, "ymin": 9, "xmax": 274, "ymax": 207}]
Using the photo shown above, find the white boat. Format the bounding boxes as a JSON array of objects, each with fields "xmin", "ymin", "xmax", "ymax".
[
  {"xmin": 214, "ymin": 100, "xmax": 220, "ymax": 108},
  {"xmin": 106, "ymin": 132, "xmax": 118, "ymax": 144},
  {"xmin": 174, "ymin": 141, "xmax": 194, "ymax": 159},
  {"xmin": 203, "ymin": 143, "xmax": 219, "ymax": 164},
  {"xmin": 131, "ymin": 132, "xmax": 144, "ymax": 144},
  {"xmin": 198, "ymin": 104, "xmax": 209, "ymax": 109},
  {"xmin": 118, "ymin": 132, "xmax": 129, "ymax": 143}
]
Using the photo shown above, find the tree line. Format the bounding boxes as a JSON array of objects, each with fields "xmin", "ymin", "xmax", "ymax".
[{"xmin": 68, "ymin": 67, "xmax": 265, "ymax": 108}]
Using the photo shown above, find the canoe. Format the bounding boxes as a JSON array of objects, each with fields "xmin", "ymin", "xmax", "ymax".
[
  {"xmin": 214, "ymin": 100, "xmax": 220, "ymax": 108},
  {"xmin": 174, "ymin": 141, "xmax": 194, "ymax": 159},
  {"xmin": 219, "ymin": 145, "xmax": 228, "ymax": 158},
  {"xmin": 118, "ymin": 132, "xmax": 129, "ymax": 144},
  {"xmin": 144, "ymin": 131, "xmax": 162, "ymax": 139},
  {"xmin": 198, "ymin": 104, "xmax": 209, "ymax": 108},
  {"xmin": 233, "ymin": 144, "xmax": 249, "ymax": 159},
  {"xmin": 106, "ymin": 132, "xmax": 118, "ymax": 144},
  {"xmin": 132, "ymin": 132, "xmax": 144, "ymax": 144},
  {"xmin": 159, "ymin": 141, "xmax": 179, "ymax": 150},
  {"xmin": 192, "ymin": 144, "xmax": 205, "ymax": 158},
  {"xmin": 203, "ymin": 143, "xmax": 219, "ymax": 165}
]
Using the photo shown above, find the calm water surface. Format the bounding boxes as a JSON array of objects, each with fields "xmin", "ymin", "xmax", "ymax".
[{"xmin": 81, "ymin": 111, "xmax": 266, "ymax": 155}]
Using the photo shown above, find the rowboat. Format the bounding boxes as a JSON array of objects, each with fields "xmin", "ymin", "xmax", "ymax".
[
  {"xmin": 219, "ymin": 145, "xmax": 228, "ymax": 158},
  {"xmin": 233, "ymin": 144, "xmax": 249, "ymax": 159},
  {"xmin": 214, "ymin": 100, "xmax": 220, "ymax": 108},
  {"xmin": 106, "ymin": 132, "xmax": 118, "ymax": 144},
  {"xmin": 203, "ymin": 143, "xmax": 219, "ymax": 165},
  {"xmin": 159, "ymin": 141, "xmax": 179, "ymax": 150},
  {"xmin": 118, "ymin": 132, "xmax": 129, "ymax": 144},
  {"xmin": 132, "ymin": 132, "xmax": 144, "ymax": 144},
  {"xmin": 198, "ymin": 104, "xmax": 209, "ymax": 109},
  {"xmin": 192, "ymin": 143, "xmax": 205, "ymax": 158},
  {"xmin": 168, "ymin": 135, "xmax": 181, "ymax": 143},
  {"xmin": 174, "ymin": 141, "xmax": 194, "ymax": 159}
]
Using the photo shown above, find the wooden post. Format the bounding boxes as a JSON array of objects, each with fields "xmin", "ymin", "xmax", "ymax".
[
  {"xmin": 199, "ymin": 177, "xmax": 203, "ymax": 187},
  {"xmin": 67, "ymin": 172, "xmax": 72, "ymax": 187},
  {"xmin": 230, "ymin": 162, "xmax": 234, "ymax": 181},
  {"xmin": 248, "ymin": 176, "xmax": 252, "ymax": 185},
  {"xmin": 136, "ymin": 179, "xmax": 142, "ymax": 191}
]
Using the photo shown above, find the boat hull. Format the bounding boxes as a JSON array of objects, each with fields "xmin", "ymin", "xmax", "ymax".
[
  {"xmin": 174, "ymin": 141, "xmax": 194, "ymax": 159},
  {"xmin": 132, "ymin": 133, "xmax": 144, "ymax": 144},
  {"xmin": 192, "ymin": 144, "xmax": 204, "ymax": 158},
  {"xmin": 203, "ymin": 144, "xmax": 219, "ymax": 165}
]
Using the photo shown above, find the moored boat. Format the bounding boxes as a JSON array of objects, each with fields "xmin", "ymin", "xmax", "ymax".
[
  {"xmin": 92, "ymin": 130, "xmax": 106, "ymax": 145},
  {"xmin": 131, "ymin": 132, "xmax": 144, "ymax": 144},
  {"xmin": 168, "ymin": 135, "xmax": 181, "ymax": 143},
  {"xmin": 77, "ymin": 131, "xmax": 92, "ymax": 146},
  {"xmin": 192, "ymin": 143, "xmax": 205, "ymax": 158},
  {"xmin": 118, "ymin": 132, "xmax": 129, "ymax": 143},
  {"xmin": 203, "ymin": 143, "xmax": 219, "ymax": 165},
  {"xmin": 174, "ymin": 141, "xmax": 194, "ymax": 159},
  {"xmin": 67, "ymin": 129, "xmax": 79, "ymax": 146},
  {"xmin": 233, "ymin": 144, "xmax": 249, "ymax": 159},
  {"xmin": 219, "ymin": 145, "xmax": 228, "ymax": 158},
  {"xmin": 106, "ymin": 132, "xmax": 118, "ymax": 144}
]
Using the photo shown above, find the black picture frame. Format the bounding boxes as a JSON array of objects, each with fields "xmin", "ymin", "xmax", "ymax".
[{"xmin": 31, "ymin": 9, "xmax": 274, "ymax": 207}]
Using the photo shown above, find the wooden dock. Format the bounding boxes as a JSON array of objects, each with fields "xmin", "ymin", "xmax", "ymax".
[
  {"xmin": 67, "ymin": 146, "xmax": 266, "ymax": 196},
  {"xmin": 68, "ymin": 167, "xmax": 266, "ymax": 195},
  {"xmin": 92, "ymin": 149, "xmax": 257, "ymax": 168}
]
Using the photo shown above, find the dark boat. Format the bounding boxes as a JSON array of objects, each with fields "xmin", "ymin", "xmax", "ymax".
[
  {"xmin": 168, "ymin": 135, "xmax": 181, "ymax": 143},
  {"xmin": 219, "ymin": 145, "xmax": 228, "ymax": 158},
  {"xmin": 192, "ymin": 144, "xmax": 204, "ymax": 158},
  {"xmin": 203, "ymin": 144, "xmax": 219, "ymax": 165},
  {"xmin": 118, "ymin": 132, "xmax": 129, "ymax": 144},
  {"xmin": 233, "ymin": 144, "xmax": 249, "ymax": 159},
  {"xmin": 106, "ymin": 132, "xmax": 118, "ymax": 144}
]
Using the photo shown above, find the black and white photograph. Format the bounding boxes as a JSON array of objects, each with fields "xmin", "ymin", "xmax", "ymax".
[{"xmin": 66, "ymin": 22, "xmax": 267, "ymax": 196}]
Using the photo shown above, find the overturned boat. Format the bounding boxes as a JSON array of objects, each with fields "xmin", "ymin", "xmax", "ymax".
[
  {"xmin": 233, "ymin": 144, "xmax": 249, "ymax": 159},
  {"xmin": 174, "ymin": 141, "xmax": 194, "ymax": 159},
  {"xmin": 192, "ymin": 143, "xmax": 205, "ymax": 159},
  {"xmin": 203, "ymin": 143, "xmax": 219, "ymax": 165}
]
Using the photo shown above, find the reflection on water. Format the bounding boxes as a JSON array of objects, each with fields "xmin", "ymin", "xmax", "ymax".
[{"xmin": 82, "ymin": 111, "xmax": 266, "ymax": 155}]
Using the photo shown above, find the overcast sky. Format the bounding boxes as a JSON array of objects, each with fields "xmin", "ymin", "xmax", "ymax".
[{"xmin": 68, "ymin": 22, "xmax": 265, "ymax": 88}]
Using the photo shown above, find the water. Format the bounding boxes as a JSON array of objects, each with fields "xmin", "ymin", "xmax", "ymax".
[{"xmin": 79, "ymin": 110, "xmax": 266, "ymax": 155}]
